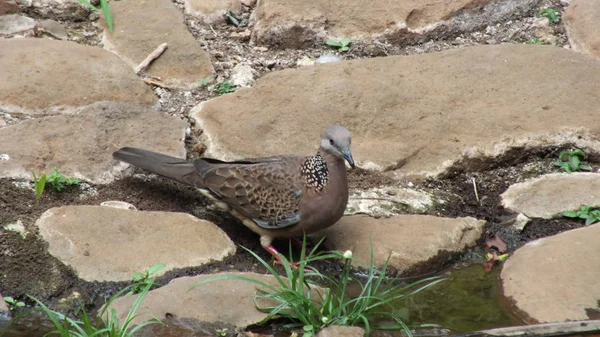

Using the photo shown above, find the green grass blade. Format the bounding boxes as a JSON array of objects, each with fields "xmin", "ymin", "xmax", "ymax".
[{"xmin": 99, "ymin": 0, "xmax": 113, "ymax": 34}]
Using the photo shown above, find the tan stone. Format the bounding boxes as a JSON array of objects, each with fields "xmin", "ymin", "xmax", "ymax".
[
  {"xmin": 501, "ymin": 224, "xmax": 600, "ymax": 322},
  {"xmin": 316, "ymin": 325, "xmax": 365, "ymax": 337},
  {"xmin": 107, "ymin": 272, "xmax": 319, "ymax": 328},
  {"xmin": 0, "ymin": 39, "xmax": 156, "ymax": 113},
  {"xmin": 316, "ymin": 215, "xmax": 485, "ymax": 272},
  {"xmin": 192, "ymin": 44, "xmax": 600, "ymax": 178},
  {"xmin": 564, "ymin": 0, "xmax": 600, "ymax": 58},
  {"xmin": 251, "ymin": 0, "xmax": 538, "ymax": 47},
  {"xmin": 0, "ymin": 0, "xmax": 22, "ymax": 15},
  {"xmin": 501, "ymin": 173, "xmax": 600, "ymax": 218},
  {"xmin": 36, "ymin": 206, "xmax": 236, "ymax": 282},
  {"xmin": 0, "ymin": 102, "xmax": 186, "ymax": 183},
  {"xmin": 101, "ymin": 0, "xmax": 214, "ymax": 89}
]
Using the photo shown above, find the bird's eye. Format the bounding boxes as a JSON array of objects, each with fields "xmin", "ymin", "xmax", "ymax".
[{"xmin": 329, "ymin": 138, "xmax": 334, "ymax": 145}]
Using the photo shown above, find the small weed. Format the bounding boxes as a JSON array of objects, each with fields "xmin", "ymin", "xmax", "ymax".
[
  {"xmin": 212, "ymin": 81, "xmax": 237, "ymax": 95},
  {"xmin": 524, "ymin": 38, "xmax": 550, "ymax": 45},
  {"xmin": 47, "ymin": 168, "xmax": 80, "ymax": 192},
  {"xmin": 326, "ymin": 38, "xmax": 352, "ymax": 52},
  {"xmin": 195, "ymin": 77, "xmax": 213, "ymax": 87},
  {"xmin": 553, "ymin": 149, "xmax": 592, "ymax": 173},
  {"xmin": 194, "ymin": 237, "xmax": 444, "ymax": 337},
  {"xmin": 3, "ymin": 296, "xmax": 25, "ymax": 311},
  {"xmin": 76, "ymin": 0, "xmax": 114, "ymax": 33},
  {"xmin": 32, "ymin": 171, "xmax": 47, "ymax": 203},
  {"xmin": 537, "ymin": 7, "xmax": 561, "ymax": 24},
  {"xmin": 215, "ymin": 327, "xmax": 228, "ymax": 336},
  {"xmin": 128, "ymin": 263, "xmax": 166, "ymax": 295},
  {"xmin": 27, "ymin": 280, "xmax": 162, "ymax": 337},
  {"xmin": 563, "ymin": 205, "xmax": 600, "ymax": 226}
]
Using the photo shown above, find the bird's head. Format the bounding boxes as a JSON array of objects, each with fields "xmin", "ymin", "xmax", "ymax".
[{"xmin": 320, "ymin": 125, "xmax": 355, "ymax": 169}]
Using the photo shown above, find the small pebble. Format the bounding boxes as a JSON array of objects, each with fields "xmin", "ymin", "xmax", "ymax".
[{"xmin": 316, "ymin": 54, "xmax": 343, "ymax": 64}]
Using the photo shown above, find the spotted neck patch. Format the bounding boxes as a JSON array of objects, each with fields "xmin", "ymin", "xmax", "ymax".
[{"xmin": 301, "ymin": 152, "xmax": 329, "ymax": 192}]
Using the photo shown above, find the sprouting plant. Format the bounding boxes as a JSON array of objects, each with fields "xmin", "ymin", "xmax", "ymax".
[
  {"xmin": 537, "ymin": 7, "xmax": 561, "ymax": 24},
  {"xmin": 195, "ymin": 77, "xmax": 212, "ymax": 87},
  {"xmin": 128, "ymin": 263, "xmax": 166, "ymax": 295},
  {"xmin": 3, "ymin": 296, "xmax": 25, "ymax": 311},
  {"xmin": 47, "ymin": 168, "xmax": 80, "ymax": 192},
  {"xmin": 326, "ymin": 38, "xmax": 352, "ymax": 52},
  {"xmin": 563, "ymin": 205, "xmax": 600, "ymax": 226},
  {"xmin": 32, "ymin": 171, "xmax": 47, "ymax": 203},
  {"xmin": 553, "ymin": 149, "xmax": 592, "ymax": 173},
  {"xmin": 524, "ymin": 38, "xmax": 550, "ymax": 45},
  {"xmin": 212, "ymin": 81, "xmax": 237, "ymax": 95},
  {"xmin": 28, "ymin": 280, "xmax": 162, "ymax": 337},
  {"xmin": 215, "ymin": 327, "xmax": 228, "ymax": 336},
  {"xmin": 194, "ymin": 237, "xmax": 444, "ymax": 337}
]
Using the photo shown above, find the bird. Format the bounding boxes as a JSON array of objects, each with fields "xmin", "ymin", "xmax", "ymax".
[{"xmin": 112, "ymin": 125, "xmax": 355, "ymax": 264}]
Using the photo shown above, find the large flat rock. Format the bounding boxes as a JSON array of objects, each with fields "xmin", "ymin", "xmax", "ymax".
[
  {"xmin": 501, "ymin": 173, "xmax": 600, "ymax": 218},
  {"xmin": 0, "ymin": 39, "xmax": 156, "ymax": 113},
  {"xmin": 36, "ymin": 206, "xmax": 236, "ymax": 282},
  {"xmin": 564, "ymin": 0, "xmax": 600, "ymax": 58},
  {"xmin": 250, "ymin": 0, "xmax": 539, "ymax": 48},
  {"xmin": 193, "ymin": 44, "xmax": 600, "ymax": 178},
  {"xmin": 501, "ymin": 224, "xmax": 600, "ymax": 323},
  {"xmin": 316, "ymin": 215, "xmax": 485, "ymax": 273},
  {"xmin": 0, "ymin": 102, "xmax": 186, "ymax": 183},
  {"xmin": 108, "ymin": 272, "xmax": 316, "ymax": 329},
  {"xmin": 101, "ymin": 0, "xmax": 214, "ymax": 89}
]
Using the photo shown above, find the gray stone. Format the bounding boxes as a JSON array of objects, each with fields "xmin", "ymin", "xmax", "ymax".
[
  {"xmin": 230, "ymin": 63, "xmax": 255, "ymax": 87},
  {"xmin": 36, "ymin": 206, "xmax": 236, "ymax": 282},
  {"xmin": 564, "ymin": 0, "xmax": 600, "ymax": 58},
  {"xmin": 0, "ymin": 39, "xmax": 156, "ymax": 114},
  {"xmin": 345, "ymin": 186, "xmax": 433, "ymax": 217},
  {"xmin": 101, "ymin": 0, "xmax": 214, "ymax": 89},
  {"xmin": 0, "ymin": 14, "xmax": 34, "ymax": 37},
  {"xmin": 38, "ymin": 19, "xmax": 68, "ymax": 40},
  {"xmin": 192, "ymin": 44, "xmax": 600, "ymax": 178},
  {"xmin": 316, "ymin": 215, "xmax": 485, "ymax": 273},
  {"xmin": 501, "ymin": 224, "xmax": 600, "ymax": 322},
  {"xmin": 315, "ymin": 54, "xmax": 343, "ymax": 64},
  {"xmin": 0, "ymin": 102, "xmax": 186, "ymax": 183},
  {"xmin": 100, "ymin": 200, "xmax": 137, "ymax": 210},
  {"xmin": 184, "ymin": 0, "xmax": 241, "ymax": 24},
  {"xmin": 501, "ymin": 173, "xmax": 600, "ymax": 218},
  {"xmin": 28, "ymin": 0, "xmax": 89, "ymax": 21},
  {"xmin": 107, "ymin": 272, "xmax": 322, "ymax": 329}
]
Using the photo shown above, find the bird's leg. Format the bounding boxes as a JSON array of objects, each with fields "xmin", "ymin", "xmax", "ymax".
[{"xmin": 261, "ymin": 236, "xmax": 305, "ymax": 270}]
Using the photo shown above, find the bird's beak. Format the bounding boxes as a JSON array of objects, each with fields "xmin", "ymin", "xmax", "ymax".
[{"xmin": 342, "ymin": 150, "xmax": 355, "ymax": 169}]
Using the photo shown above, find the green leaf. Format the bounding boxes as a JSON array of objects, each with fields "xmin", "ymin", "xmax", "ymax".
[
  {"xmin": 580, "ymin": 164, "xmax": 592, "ymax": 171},
  {"xmin": 562, "ymin": 211, "xmax": 579, "ymax": 218},
  {"xmin": 325, "ymin": 39, "xmax": 342, "ymax": 47},
  {"xmin": 75, "ymin": 0, "xmax": 98, "ymax": 11},
  {"xmin": 339, "ymin": 38, "xmax": 351, "ymax": 46},
  {"xmin": 100, "ymin": 0, "xmax": 113, "ymax": 34},
  {"xmin": 340, "ymin": 46, "xmax": 350, "ymax": 52},
  {"xmin": 569, "ymin": 155, "xmax": 581, "ymax": 171},
  {"xmin": 15, "ymin": 302, "xmax": 25, "ymax": 307},
  {"xmin": 571, "ymin": 149, "xmax": 585, "ymax": 157},
  {"xmin": 585, "ymin": 217, "xmax": 597, "ymax": 226},
  {"xmin": 3, "ymin": 296, "xmax": 14, "ymax": 303},
  {"xmin": 147, "ymin": 263, "xmax": 166, "ymax": 275}
]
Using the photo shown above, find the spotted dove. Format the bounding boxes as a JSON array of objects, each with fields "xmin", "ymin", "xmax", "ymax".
[{"xmin": 112, "ymin": 125, "xmax": 355, "ymax": 262}]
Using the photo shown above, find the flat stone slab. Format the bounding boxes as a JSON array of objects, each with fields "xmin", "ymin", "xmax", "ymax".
[
  {"xmin": 501, "ymin": 173, "xmax": 600, "ymax": 218},
  {"xmin": 565, "ymin": 0, "xmax": 600, "ymax": 58},
  {"xmin": 36, "ymin": 206, "xmax": 236, "ymax": 282},
  {"xmin": 346, "ymin": 186, "xmax": 434, "ymax": 217},
  {"xmin": 101, "ymin": 0, "xmax": 214, "ymax": 89},
  {"xmin": 501, "ymin": 224, "xmax": 600, "ymax": 323},
  {"xmin": 0, "ymin": 39, "xmax": 156, "ymax": 114},
  {"xmin": 108, "ymin": 272, "xmax": 312, "ymax": 329},
  {"xmin": 316, "ymin": 215, "xmax": 485, "ymax": 273},
  {"xmin": 193, "ymin": 44, "xmax": 600, "ymax": 178},
  {"xmin": 0, "ymin": 14, "xmax": 35, "ymax": 37},
  {"xmin": 250, "ymin": 0, "xmax": 538, "ymax": 47},
  {"xmin": 185, "ymin": 0, "xmax": 241, "ymax": 24},
  {"xmin": 0, "ymin": 102, "xmax": 186, "ymax": 183}
]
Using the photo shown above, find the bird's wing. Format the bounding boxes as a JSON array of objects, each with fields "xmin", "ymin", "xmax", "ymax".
[{"xmin": 194, "ymin": 158, "xmax": 305, "ymax": 229}]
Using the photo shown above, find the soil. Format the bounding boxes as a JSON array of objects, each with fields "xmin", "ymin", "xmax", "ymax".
[{"xmin": 0, "ymin": 0, "xmax": 592, "ymax": 335}]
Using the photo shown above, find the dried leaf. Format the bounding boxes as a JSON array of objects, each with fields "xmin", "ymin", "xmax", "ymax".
[{"xmin": 486, "ymin": 234, "xmax": 507, "ymax": 253}]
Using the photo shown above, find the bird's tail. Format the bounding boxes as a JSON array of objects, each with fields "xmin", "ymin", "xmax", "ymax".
[{"xmin": 113, "ymin": 147, "xmax": 204, "ymax": 187}]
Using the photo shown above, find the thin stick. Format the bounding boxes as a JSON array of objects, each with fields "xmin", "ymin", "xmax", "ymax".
[
  {"xmin": 135, "ymin": 43, "xmax": 168, "ymax": 74},
  {"xmin": 472, "ymin": 177, "xmax": 480, "ymax": 203}
]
